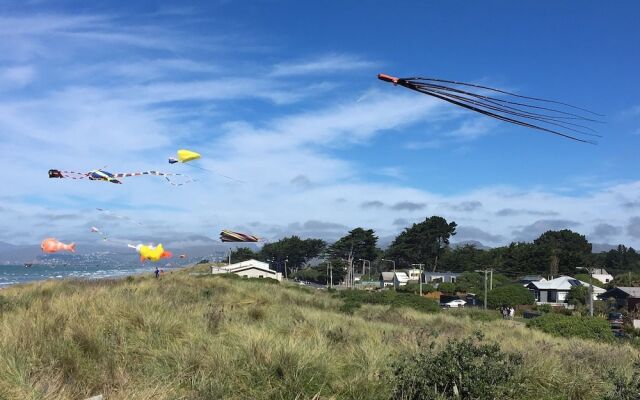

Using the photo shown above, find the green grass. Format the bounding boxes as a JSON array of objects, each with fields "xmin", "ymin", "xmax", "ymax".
[{"xmin": 0, "ymin": 269, "xmax": 637, "ymax": 399}]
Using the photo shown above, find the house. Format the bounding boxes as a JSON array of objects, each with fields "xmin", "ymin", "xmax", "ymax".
[
  {"xmin": 590, "ymin": 268, "xmax": 614, "ymax": 284},
  {"xmin": 423, "ymin": 271, "xmax": 460, "ymax": 284},
  {"xmin": 526, "ymin": 276, "xmax": 605, "ymax": 306},
  {"xmin": 599, "ymin": 287, "xmax": 640, "ymax": 312},
  {"xmin": 210, "ymin": 259, "xmax": 282, "ymax": 281},
  {"xmin": 379, "ymin": 271, "xmax": 410, "ymax": 288},
  {"xmin": 406, "ymin": 269, "xmax": 422, "ymax": 281},
  {"xmin": 519, "ymin": 275, "xmax": 546, "ymax": 286}
]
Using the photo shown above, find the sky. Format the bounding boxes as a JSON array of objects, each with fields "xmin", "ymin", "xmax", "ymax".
[{"xmin": 0, "ymin": 0, "xmax": 639, "ymax": 249}]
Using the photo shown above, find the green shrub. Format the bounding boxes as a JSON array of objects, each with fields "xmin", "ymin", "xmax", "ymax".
[
  {"xmin": 537, "ymin": 303, "xmax": 552, "ymax": 313},
  {"xmin": 526, "ymin": 313, "xmax": 613, "ymax": 341},
  {"xmin": 391, "ymin": 333, "xmax": 522, "ymax": 400},
  {"xmin": 486, "ymin": 284, "xmax": 534, "ymax": 308},
  {"xmin": 396, "ymin": 283, "xmax": 436, "ymax": 294},
  {"xmin": 337, "ymin": 290, "xmax": 440, "ymax": 314},
  {"xmin": 604, "ymin": 361, "xmax": 640, "ymax": 400},
  {"xmin": 438, "ymin": 282, "xmax": 456, "ymax": 294}
]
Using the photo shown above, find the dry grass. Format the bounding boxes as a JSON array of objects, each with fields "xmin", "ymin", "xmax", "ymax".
[{"xmin": 0, "ymin": 270, "xmax": 636, "ymax": 399}]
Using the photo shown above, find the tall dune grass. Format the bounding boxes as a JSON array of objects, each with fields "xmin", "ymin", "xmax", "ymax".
[{"xmin": 0, "ymin": 270, "xmax": 637, "ymax": 399}]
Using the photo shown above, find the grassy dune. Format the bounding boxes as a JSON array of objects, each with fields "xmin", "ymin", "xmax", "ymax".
[{"xmin": 0, "ymin": 267, "xmax": 637, "ymax": 399}]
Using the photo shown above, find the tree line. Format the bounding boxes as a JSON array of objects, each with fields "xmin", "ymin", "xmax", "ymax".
[{"xmin": 226, "ymin": 215, "xmax": 640, "ymax": 284}]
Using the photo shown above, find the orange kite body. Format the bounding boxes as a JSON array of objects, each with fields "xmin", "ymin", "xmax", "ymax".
[{"xmin": 41, "ymin": 238, "xmax": 76, "ymax": 253}]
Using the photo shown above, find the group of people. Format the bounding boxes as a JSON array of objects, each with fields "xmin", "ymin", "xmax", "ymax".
[{"xmin": 500, "ymin": 306, "xmax": 515, "ymax": 319}]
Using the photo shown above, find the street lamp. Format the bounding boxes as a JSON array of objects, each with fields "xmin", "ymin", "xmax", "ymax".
[
  {"xmin": 576, "ymin": 266, "xmax": 594, "ymax": 317},
  {"xmin": 382, "ymin": 259, "xmax": 396, "ymax": 291},
  {"xmin": 412, "ymin": 264, "xmax": 424, "ymax": 296}
]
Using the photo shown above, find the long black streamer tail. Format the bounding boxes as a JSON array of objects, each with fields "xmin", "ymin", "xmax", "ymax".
[{"xmin": 378, "ymin": 73, "xmax": 603, "ymax": 144}]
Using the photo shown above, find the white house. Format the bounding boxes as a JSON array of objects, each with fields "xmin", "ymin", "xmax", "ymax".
[
  {"xmin": 211, "ymin": 259, "xmax": 282, "ymax": 282},
  {"xmin": 406, "ymin": 269, "xmax": 422, "ymax": 281},
  {"xmin": 379, "ymin": 271, "xmax": 410, "ymax": 288},
  {"xmin": 590, "ymin": 268, "xmax": 614, "ymax": 284},
  {"xmin": 527, "ymin": 276, "xmax": 605, "ymax": 306}
]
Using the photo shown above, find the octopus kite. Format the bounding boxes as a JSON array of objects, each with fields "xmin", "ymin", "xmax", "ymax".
[
  {"xmin": 48, "ymin": 168, "xmax": 194, "ymax": 186},
  {"xmin": 378, "ymin": 73, "xmax": 602, "ymax": 143}
]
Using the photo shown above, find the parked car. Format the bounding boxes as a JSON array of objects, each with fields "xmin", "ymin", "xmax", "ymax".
[
  {"xmin": 443, "ymin": 299, "xmax": 467, "ymax": 308},
  {"xmin": 608, "ymin": 312, "xmax": 624, "ymax": 325}
]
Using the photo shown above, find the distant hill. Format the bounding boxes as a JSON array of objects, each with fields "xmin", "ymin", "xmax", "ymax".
[{"xmin": 451, "ymin": 240, "xmax": 492, "ymax": 250}]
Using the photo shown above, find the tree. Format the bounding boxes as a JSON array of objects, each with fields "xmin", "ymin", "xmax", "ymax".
[
  {"xmin": 260, "ymin": 236, "xmax": 326, "ymax": 274},
  {"xmin": 328, "ymin": 228, "xmax": 379, "ymax": 265},
  {"xmin": 534, "ymin": 230, "xmax": 592, "ymax": 275},
  {"xmin": 230, "ymin": 247, "xmax": 257, "ymax": 263},
  {"xmin": 567, "ymin": 285, "xmax": 589, "ymax": 306},
  {"xmin": 455, "ymin": 272, "xmax": 483, "ymax": 293},
  {"xmin": 486, "ymin": 284, "xmax": 535, "ymax": 308},
  {"xmin": 386, "ymin": 216, "xmax": 457, "ymax": 269}
]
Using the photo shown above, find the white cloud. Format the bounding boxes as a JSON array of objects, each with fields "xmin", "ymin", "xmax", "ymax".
[
  {"xmin": 271, "ymin": 54, "xmax": 375, "ymax": 77},
  {"xmin": 0, "ymin": 65, "xmax": 36, "ymax": 87}
]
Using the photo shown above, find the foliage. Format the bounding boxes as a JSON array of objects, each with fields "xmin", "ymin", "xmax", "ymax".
[
  {"xmin": 438, "ymin": 282, "xmax": 456, "ymax": 294},
  {"xmin": 444, "ymin": 308, "xmax": 502, "ymax": 322},
  {"xmin": 567, "ymin": 285, "xmax": 589, "ymax": 306},
  {"xmin": 526, "ymin": 313, "xmax": 613, "ymax": 341},
  {"xmin": 533, "ymin": 229, "xmax": 592, "ymax": 274},
  {"xmin": 396, "ymin": 283, "xmax": 436, "ymax": 294},
  {"xmin": 575, "ymin": 273, "xmax": 605, "ymax": 287},
  {"xmin": 454, "ymin": 271, "xmax": 483, "ymax": 293},
  {"xmin": 610, "ymin": 272, "xmax": 640, "ymax": 288},
  {"xmin": 328, "ymin": 227, "xmax": 380, "ymax": 263},
  {"xmin": 391, "ymin": 333, "xmax": 522, "ymax": 400},
  {"xmin": 486, "ymin": 284, "xmax": 535, "ymax": 308},
  {"xmin": 603, "ymin": 361, "xmax": 640, "ymax": 400},
  {"xmin": 259, "ymin": 235, "xmax": 326, "ymax": 271},
  {"xmin": 230, "ymin": 247, "xmax": 258, "ymax": 263},
  {"xmin": 593, "ymin": 245, "xmax": 640, "ymax": 275},
  {"xmin": 337, "ymin": 290, "xmax": 440, "ymax": 314},
  {"xmin": 385, "ymin": 216, "xmax": 457, "ymax": 268},
  {"xmin": 0, "ymin": 270, "xmax": 638, "ymax": 399}
]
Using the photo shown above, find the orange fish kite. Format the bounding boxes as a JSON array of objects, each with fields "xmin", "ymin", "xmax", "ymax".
[{"xmin": 41, "ymin": 238, "xmax": 76, "ymax": 253}]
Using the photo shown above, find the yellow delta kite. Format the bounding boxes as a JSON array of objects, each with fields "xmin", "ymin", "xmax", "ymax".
[{"xmin": 169, "ymin": 149, "xmax": 201, "ymax": 164}]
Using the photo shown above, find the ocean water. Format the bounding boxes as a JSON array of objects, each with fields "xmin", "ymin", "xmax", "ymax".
[{"xmin": 0, "ymin": 262, "xmax": 185, "ymax": 287}]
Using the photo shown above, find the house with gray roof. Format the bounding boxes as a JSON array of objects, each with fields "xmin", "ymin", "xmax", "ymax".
[
  {"xmin": 526, "ymin": 276, "xmax": 605, "ymax": 306},
  {"xmin": 600, "ymin": 287, "xmax": 640, "ymax": 312}
]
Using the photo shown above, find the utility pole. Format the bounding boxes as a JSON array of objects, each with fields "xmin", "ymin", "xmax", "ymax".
[
  {"xmin": 490, "ymin": 269, "xmax": 493, "ymax": 291},
  {"xmin": 330, "ymin": 261, "xmax": 333, "ymax": 288},
  {"xmin": 412, "ymin": 264, "xmax": 424, "ymax": 296},
  {"xmin": 576, "ymin": 266, "xmax": 594, "ymax": 317},
  {"xmin": 484, "ymin": 270, "xmax": 488, "ymax": 310},
  {"xmin": 475, "ymin": 269, "xmax": 490, "ymax": 310},
  {"xmin": 284, "ymin": 257, "xmax": 288, "ymax": 280}
]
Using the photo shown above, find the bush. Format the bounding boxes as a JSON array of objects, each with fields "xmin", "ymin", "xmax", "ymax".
[
  {"xmin": 526, "ymin": 313, "xmax": 613, "ymax": 341},
  {"xmin": 486, "ymin": 284, "xmax": 534, "ymax": 308},
  {"xmin": 396, "ymin": 283, "xmax": 436, "ymax": 294},
  {"xmin": 567, "ymin": 285, "xmax": 589, "ymax": 306},
  {"xmin": 337, "ymin": 290, "xmax": 440, "ymax": 314},
  {"xmin": 391, "ymin": 332, "xmax": 522, "ymax": 400},
  {"xmin": 438, "ymin": 282, "xmax": 456, "ymax": 294},
  {"xmin": 604, "ymin": 361, "xmax": 640, "ymax": 400}
]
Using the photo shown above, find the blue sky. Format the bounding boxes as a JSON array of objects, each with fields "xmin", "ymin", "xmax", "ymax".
[{"xmin": 0, "ymin": 0, "xmax": 639, "ymax": 248}]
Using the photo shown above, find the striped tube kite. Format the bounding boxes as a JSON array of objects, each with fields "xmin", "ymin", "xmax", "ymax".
[
  {"xmin": 220, "ymin": 230, "xmax": 260, "ymax": 243},
  {"xmin": 48, "ymin": 168, "xmax": 194, "ymax": 186},
  {"xmin": 377, "ymin": 73, "xmax": 602, "ymax": 143}
]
